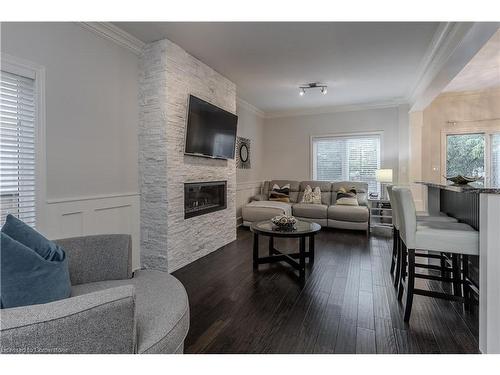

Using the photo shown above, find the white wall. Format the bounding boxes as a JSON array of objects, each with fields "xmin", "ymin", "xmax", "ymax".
[
  {"xmin": 1, "ymin": 22, "xmax": 139, "ymax": 199},
  {"xmin": 235, "ymin": 99, "xmax": 265, "ymax": 223},
  {"xmin": 398, "ymin": 104, "xmax": 410, "ymax": 183},
  {"xmin": 262, "ymin": 106, "xmax": 404, "ymax": 182},
  {"xmin": 409, "ymin": 110, "xmax": 425, "ymax": 211},
  {"xmin": 1, "ymin": 23, "xmax": 141, "ymax": 269}
]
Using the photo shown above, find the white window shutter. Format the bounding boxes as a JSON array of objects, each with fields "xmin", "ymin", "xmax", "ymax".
[
  {"xmin": 0, "ymin": 70, "xmax": 37, "ymax": 227},
  {"xmin": 313, "ymin": 134, "xmax": 381, "ymax": 194}
]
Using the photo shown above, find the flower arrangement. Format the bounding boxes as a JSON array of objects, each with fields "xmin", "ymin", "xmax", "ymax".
[{"xmin": 271, "ymin": 214, "xmax": 297, "ymax": 231}]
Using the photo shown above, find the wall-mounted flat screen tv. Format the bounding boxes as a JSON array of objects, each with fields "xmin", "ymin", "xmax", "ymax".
[{"xmin": 184, "ymin": 95, "xmax": 238, "ymax": 160}]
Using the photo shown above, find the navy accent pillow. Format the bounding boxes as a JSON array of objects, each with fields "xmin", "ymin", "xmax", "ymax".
[
  {"xmin": 0, "ymin": 217, "xmax": 71, "ymax": 309},
  {"xmin": 2, "ymin": 214, "xmax": 64, "ymax": 261}
]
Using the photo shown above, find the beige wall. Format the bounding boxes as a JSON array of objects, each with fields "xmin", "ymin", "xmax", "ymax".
[
  {"xmin": 235, "ymin": 100, "xmax": 265, "ymax": 222},
  {"xmin": 422, "ymin": 88, "xmax": 500, "ymax": 183},
  {"xmin": 261, "ymin": 106, "xmax": 406, "ymax": 183}
]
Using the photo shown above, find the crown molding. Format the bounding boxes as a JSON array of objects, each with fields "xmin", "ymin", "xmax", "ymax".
[
  {"xmin": 264, "ymin": 99, "xmax": 407, "ymax": 119},
  {"xmin": 79, "ymin": 22, "xmax": 145, "ymax": 55},
  {"xmin": 406, "ymin": 22, "xmax": 474, "ymax": 106},
  {"xmin": 236, "ymin": 97, "xmax": 265, "ymax": 118}
]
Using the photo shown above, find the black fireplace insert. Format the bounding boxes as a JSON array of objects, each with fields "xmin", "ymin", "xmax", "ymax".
[{"xmin": 184, "ymin": 181, "xmax": 227, "ymax": 219}]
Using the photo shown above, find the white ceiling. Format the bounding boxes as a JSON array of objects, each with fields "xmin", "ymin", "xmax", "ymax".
[
  {"xmin": 114, "ymin": 22, "xmax": 440, "ymax": 114},
  {"xmin": 444, "ymin": 28, "xmax": 500, "ymax": 93}
]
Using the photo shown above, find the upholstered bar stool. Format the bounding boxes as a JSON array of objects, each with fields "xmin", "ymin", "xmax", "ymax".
[
  {"xmin": 386, "ymin": 185, "xmax": 458, "ymax": 285},
  {"xmin": 390, "ymin": 189, "xmax": 472, "ymax": 296},
  {"xmin": 392, "ymin": 187, "xmax": 479, "ymax": 322}
]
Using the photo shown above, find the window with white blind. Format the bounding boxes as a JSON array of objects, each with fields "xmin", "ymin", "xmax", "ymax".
[
  {"xmin": 312, "ymin": 134, "xmax": 381, "ymax": 194},
  {"xmin": 0, "ymin": 69, "xmax": 37, "ymax": 227}
]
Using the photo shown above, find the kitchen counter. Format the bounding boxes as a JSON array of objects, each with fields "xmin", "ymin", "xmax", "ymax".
[
  {"xmin": 416, "ymin": 181, "xmax": 500, "ymax": 194},
  {"xmin": 417, "ymin": 181, "xmax": 500, "ymax": 353}
]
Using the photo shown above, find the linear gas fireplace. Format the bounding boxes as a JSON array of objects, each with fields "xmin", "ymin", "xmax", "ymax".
[{"xmin": 184, "ymin": 181, "xmax": 227, "ymax": 219}]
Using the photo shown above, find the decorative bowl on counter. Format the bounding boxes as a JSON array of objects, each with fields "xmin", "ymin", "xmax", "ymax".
[
  {"xmin": 444, "ymin": 175, "xmax": 483, "ymax": 185},
  {"xmin": 271, "ymin": 214, "xmax": 297, "ymax": 231}
]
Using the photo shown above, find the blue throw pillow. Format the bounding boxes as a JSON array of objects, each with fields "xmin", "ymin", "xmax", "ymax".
[
  {"xmin": 0, "ymin": 217, "xmax": 71, "ymax": 309},
  {"xmin": 2, "ymin": 214, "xmax": 65, "ymax": 261}
]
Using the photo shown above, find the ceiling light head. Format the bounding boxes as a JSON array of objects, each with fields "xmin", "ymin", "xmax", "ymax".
[{"xmin": 299, "ymin": 82, "xmax": 328, "ymax": 96}]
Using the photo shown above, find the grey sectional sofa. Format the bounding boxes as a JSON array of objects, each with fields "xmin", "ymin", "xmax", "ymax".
[
  {"xmin": 242, "ymin": 180, "xmax": 369, "ymax": 231},
  {"xmin": 0, "ymin": 234, "xmax": 189, "ymax": 354}
]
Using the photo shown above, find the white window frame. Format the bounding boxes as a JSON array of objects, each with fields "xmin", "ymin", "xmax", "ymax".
[
  {"xmin": 310, "ymin": 131, "xmax": 384, "ymax": 192},
  {"xmin": 441, "ymin": 124, "xmax": 500, "ymax": 186},
  {"xmin": 1, "ymin": 54, "xmax": 46, "ymax": 229}
]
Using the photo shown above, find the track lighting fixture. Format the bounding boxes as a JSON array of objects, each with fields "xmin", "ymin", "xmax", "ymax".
[{"xmin": 299, "ymin": 82, "xmax": 328, "ymax": 96}]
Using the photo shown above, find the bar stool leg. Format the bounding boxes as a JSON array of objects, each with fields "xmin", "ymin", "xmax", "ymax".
[
  {"xmin": 398, "ymin": 243, "xmax": 407, "ymax": 301},
  {"xmin": 403, "ymin": 248, "xmax": 416, "ymax": 322},
  {"xmin": 463, "ymin": 255, "xmax": 470, "ymax": 310},
  {"xmin": 390, "ymin": 227, "xmax": 398, "ymax": 274},
  {"xmin": 451, "ymin": 253, "xmax": 462, "ymax": 298},
  {"xmin": 394, "ymin": 235, "xmax": 401, "ymax": 288},
  {"xmin": 440, "ymin": 253, "xmax": 447, "ymax": 278}
]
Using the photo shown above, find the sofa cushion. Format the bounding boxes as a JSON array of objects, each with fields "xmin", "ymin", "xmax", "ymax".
[
  {"xmin": 0, "ymin": 232, "xmax": 71, "ymax": 309},
  {"xmin": 242, "ymin": 201, "xmax": 292, "ymax": 222},
  {"xmin": 292, "ymin": 203, "xmax": 328, "ymax": 219},
  {"xmin": 71, "ymin": 270, "xmax": 189, "ymax": 354},
  {"xmin": 336, "ymin": 187, "xmax": 357, "ymax": 199},
  {"xmin": 2, "ymin": 214, "xmax": 65, "ymax": 262},
  {"xmin": 336, "ymin": 197, "xmax": 359, "ymax": 206},
  {"xmin": 331, "ymin": 182, "xmax": 368, "ymax": 204},
  {"xmin": 265, "ymin": 180, "xmax": 300, "ymax": 202},
  {"xmin": 298, "ymin": 181, "xmax": 332, "ymax": 205},
  {"xmin": 328, "ymin": 205, "xmax": 369, "ymax": 222},
  {"xmin": 301, "ymin": 185, "xmax": 322, "ymax": 204},
  {"xmin": 269, "ymin": 183, "xmax": 291, "ymax": 202}
]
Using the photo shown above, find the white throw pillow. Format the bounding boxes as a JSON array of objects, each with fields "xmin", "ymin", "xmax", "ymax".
[
  {"xmin": 301, "ymin": 185, "xmax": 322, "ymax": 204},
  {"xmin": 336, "ymin": 197, "xmax": 359, "ymax": 206}
]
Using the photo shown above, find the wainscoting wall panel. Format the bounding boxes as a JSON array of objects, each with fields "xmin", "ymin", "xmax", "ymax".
[
  {"xmin": 43, "ymin": 193, "xmax": 141, "ymax": 270},
  {"xmin": 236, "ymin": 181, "xmax": 262, "ymax": 225}
]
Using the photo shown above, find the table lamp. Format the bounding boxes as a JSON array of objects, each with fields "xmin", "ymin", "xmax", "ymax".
[{"xmin": 375, "ymin": 169, "xmax": 393, "ymax": 200}]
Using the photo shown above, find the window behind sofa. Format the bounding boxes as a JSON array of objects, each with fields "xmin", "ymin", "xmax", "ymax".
[
  {"xmin": 312, "ymin": 133, "xmax": 381, "ymax": 194},
  {"xmin": 0, "ymin": 70, "xmax": 37, "ymax": 227}
]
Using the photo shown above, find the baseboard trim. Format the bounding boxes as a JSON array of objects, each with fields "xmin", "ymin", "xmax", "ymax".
[{"xmin": 236, "ymin": 216, "xmax": 243, "ymax": 227}]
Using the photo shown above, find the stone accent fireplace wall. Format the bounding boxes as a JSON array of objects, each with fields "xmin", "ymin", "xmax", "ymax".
[{"xmin": 139, "ymin": 39, "xmax": 237, "ymax": 272}]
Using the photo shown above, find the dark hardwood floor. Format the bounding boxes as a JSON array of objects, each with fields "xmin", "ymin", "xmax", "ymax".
[{"xmin": 173, "ymin": 227, "xmax": 479, "ymax": 354}]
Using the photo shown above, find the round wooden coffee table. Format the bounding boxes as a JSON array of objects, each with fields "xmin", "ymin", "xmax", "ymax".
[{"xmin": 250, "ymin": 220, "xmax": 321, "ymax": 284}]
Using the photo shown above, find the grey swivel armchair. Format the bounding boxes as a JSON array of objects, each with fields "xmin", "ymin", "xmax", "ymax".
[{"xmin": 0, "ymin": 234, "xmax": 189, "ymax": 354}]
